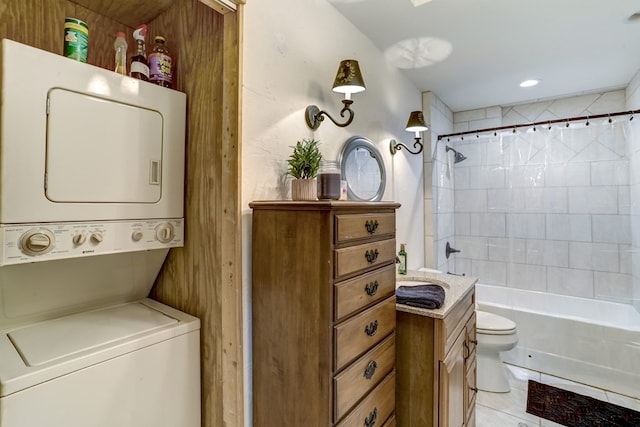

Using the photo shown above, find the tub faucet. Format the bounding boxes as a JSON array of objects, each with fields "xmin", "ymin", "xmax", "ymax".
[{"xmin": 446, "ymin": 241, "xmax": 460, "ymax": 259}]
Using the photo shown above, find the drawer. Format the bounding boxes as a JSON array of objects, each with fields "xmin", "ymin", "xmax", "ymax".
[
  {"xmin": 336, "ymin": 370, "xmax": 395, "ymax": 427},
  {"xmin": 440, "ymin": 290, "xmax": 475, "ymax": 358},
  {"xmin": 335, "ymin": 238, "xmax": 396, "ymax": 279},
  {"xmin": 382, "ymin": 414, "xmax": 396, "ymax": 427},
  {"xmin": 335, "ymin": 296, "xmax": 396, "ymax": 370},
  {"xmin": 335, "ymin": 213, "xmax": 396, "ymax": 243},
  {"xmin": 334, "ymin": 265, "xmax": 396, "ymax": 321},
  {"xmin": 334, "ymin": 334, "xmax": 395, "ymax": 421}
]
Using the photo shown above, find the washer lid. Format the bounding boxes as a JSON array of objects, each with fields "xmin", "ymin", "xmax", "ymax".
[
  {"xmin": 476, "ymin": 310, "xmax": 516, "ymax": 333},
  {"xmin": 7, "ymin": 302, "xmax": 178, "ymax": 367}
]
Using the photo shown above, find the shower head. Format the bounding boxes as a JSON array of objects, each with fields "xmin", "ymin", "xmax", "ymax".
[{"xmin": 445, "ymin": 146, "xmax": 467, "ymax": 164}]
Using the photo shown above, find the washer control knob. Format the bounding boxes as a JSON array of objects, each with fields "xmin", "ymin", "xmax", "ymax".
[
  {"xmin": 72, "ymin": 233, "xmax": 86, "ymax": 245},
  {"xmin": 90, "ymin": 232, "xmax": 104, "ymax": 244},
  {"xmin": 20, "ymin": 229, "xmax": 55, "ymax": 256},
  {"xmin": 155, "ymin": 223, "xmax": 175, "ymax": 243},
  {"xmin": 132, "ymin": 231, "xmax": 144, "ymax": 242}
]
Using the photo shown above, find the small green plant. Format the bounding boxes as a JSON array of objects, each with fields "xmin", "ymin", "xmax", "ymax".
[{"xmin": 287, "ymin": 138, "xmax": 322, "ymax": 179}]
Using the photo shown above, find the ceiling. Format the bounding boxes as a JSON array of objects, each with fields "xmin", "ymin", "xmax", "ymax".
[{"xmin": 328, "ymin": 0, "xmax": 640, "ymax": 112}]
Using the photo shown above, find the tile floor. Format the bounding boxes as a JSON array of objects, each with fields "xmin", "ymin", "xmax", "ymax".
[{"xmin": 476, "ymin": 363, "xmax": 640, "ymax": 427}]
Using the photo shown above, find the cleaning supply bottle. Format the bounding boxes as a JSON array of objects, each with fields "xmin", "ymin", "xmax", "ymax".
[
  {"xmin": 398, "ymin": 243, "xmax": 407, "ymax": 275},
  {"xmin": 129, "ymin": 24, "xmax": 149, "ymax": 81},
  {"xmin": 113, "ymin": 32, "xmax": 127, "ymax": 75},
  {"xmin": 149, "ymin": 35, "xmax": 173, "ymax": 88}
]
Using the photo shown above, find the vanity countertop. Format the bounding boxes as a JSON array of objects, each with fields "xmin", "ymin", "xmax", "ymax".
[{"xmin": 395, "ymin": 270, "xmax": 477, "ymax": 319}]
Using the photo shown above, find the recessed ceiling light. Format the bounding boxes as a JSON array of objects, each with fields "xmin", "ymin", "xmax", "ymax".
[
  {"xmin": 628, "ymin": 12, "xmax": 640, "ymax": 21},
  {"xmin": 410, "ymin": 0, "xmax": 433, "ymax": 6},
  {"xmin": 520, "ymin": 79, "xmax": 540, "ymax": 88}
]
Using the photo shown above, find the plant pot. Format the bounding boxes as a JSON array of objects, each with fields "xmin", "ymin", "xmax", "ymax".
[{"xmin": 291, "ymin": 178, "xmax": 317, "ymax": 201}]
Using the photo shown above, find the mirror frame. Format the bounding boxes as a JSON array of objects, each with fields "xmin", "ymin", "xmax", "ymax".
[{"xmin": 337, "ymin": 135, "xmax": 386, "ymax": 202}]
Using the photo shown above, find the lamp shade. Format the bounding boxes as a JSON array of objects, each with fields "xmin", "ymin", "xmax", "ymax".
[
  {"xmin": 405, "ymin": 110, "xmax": 428, "ymax": 132},
  {"xmin": 332, "ymin": 59, "xmax": 366, "ymax": 95}
]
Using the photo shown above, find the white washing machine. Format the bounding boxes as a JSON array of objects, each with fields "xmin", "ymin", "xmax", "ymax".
[
  {"xmin": 0, "ymin": 39, "xmax": 200, "ymax": 426},
  {"xmin": 0, "ymin": 297, "xmax": 200, "ymax": 427}
]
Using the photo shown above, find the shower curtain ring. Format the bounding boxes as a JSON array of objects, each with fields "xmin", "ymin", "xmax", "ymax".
[
  {"xmin": 586, "ymin": 116, "xmax": 590, "ymax": 126},
  {"xmin": 630, "ymin": 111, "xmax": 634, "ymax": 121},
  {"xmin": 548, "ymin": 121, "xmax": 551, "ymax": 130},
  {"xmin": 566, "ymin": 120, "xmax": 570, "ymax": 128},
  {"xmin": 512, "ymin": 126, "xmax": 516, "ymax": 134},
  {"xmin": 608, "ymin": 114, "xmax": 612, "ymax": 124}
]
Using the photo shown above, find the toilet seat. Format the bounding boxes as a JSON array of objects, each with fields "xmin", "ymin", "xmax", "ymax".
[{"xmin": 476, "ymin": 310, "xmax": 516, "ymax": 335}]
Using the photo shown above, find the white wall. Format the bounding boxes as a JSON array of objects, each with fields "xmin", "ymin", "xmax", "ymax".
[{"xmin": 242, "ymin": 0, "xmax": 424, "ymax": 423}]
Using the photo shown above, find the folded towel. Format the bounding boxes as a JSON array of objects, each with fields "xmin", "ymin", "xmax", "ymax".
[{"xmin": 396, "ymin": 284, "xmax": 445, "ymax": 309}]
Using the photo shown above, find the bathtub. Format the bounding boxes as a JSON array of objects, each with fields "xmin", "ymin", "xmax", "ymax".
[{"xmin": 476, "ymin": 283, "xmax": 640, "ymax": 399}]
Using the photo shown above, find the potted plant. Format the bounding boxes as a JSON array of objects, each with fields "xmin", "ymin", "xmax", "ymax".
[{"xmin": 287, "ymin": 138, "xmax": 322, "ymax": 200}]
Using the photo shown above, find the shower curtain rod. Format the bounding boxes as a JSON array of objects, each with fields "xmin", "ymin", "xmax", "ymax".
[{"xmin": 437, "ymin": 108, "xmax": 640, "ymax": 141}]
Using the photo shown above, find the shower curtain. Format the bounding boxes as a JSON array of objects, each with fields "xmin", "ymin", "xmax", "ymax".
[{"xmin": 433, "ymin": 116, "xmax": 640, "ymax": 310}]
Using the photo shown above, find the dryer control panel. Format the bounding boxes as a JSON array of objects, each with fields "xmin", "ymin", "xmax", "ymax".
[{"xmin": 0, "ymin": 219, "xmax": 184, "ymax": 266}]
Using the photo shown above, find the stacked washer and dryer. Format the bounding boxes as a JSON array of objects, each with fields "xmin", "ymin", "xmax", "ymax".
[{"xmin": 0, "ymin": 39, "xmax": 200, "ymax": 426}]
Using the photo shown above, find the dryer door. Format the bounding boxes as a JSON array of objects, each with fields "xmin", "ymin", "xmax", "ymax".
[{"xmin": 46, "ymin": 88, "xmax": 163, "ymax": 204}]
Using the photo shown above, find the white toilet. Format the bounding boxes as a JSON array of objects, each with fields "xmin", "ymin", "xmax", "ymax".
[{"xmin": 475, "ymin": 310, "xmax": 518, "ymax": 393}]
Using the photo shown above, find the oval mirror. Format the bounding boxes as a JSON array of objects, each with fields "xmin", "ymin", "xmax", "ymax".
[{"xmin": 338, "ymin": 136, "xmax": 386, "ymax": 201}]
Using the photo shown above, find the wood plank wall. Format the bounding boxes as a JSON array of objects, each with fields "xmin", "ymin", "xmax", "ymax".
[
  {"xmin": 0, "ymin": 1, "xmax": 243, "ymax": 427},
  {"xmin": 150, "ymin": 2, "xmax": 244, "ymax": 427},
  {"xmin": 0, "ymin": 0, "xmax": 131, "ymax": 69}
]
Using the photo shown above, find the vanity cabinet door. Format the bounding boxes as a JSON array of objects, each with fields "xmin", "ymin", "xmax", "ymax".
[
  {"xmin": 464, "ymin": 313, "xmax": 477, "ymax": 426},
  {"xmin": 439, "ymin": 328, "xmax": 466, "ymax": 427}
]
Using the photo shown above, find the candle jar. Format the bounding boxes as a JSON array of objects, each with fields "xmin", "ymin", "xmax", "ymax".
[{"xmin": 317, "ymin": 160, "xmax": 341, "ymax": 200}]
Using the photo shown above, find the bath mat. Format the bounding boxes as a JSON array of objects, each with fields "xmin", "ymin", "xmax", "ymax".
[{"xmin": 526, "ymin": 380, "xmax": 640, "ymax": 427}]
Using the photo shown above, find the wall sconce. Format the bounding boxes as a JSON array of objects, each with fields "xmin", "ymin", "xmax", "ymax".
[
  {"xmin": 305, "ymin": 59, "xmax": 366, "ymax": 130},
  {"xmin": 390, "ymin": 110, "xmax": 429, "ymax": 155}
]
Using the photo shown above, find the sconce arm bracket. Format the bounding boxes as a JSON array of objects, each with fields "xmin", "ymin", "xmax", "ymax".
[
  {"xmin": 305, "ymin": 99, "xmax": 355, "ymax": 130},
  {"xmin": 390, "ymin": 137, "xmax": 424, "ymax": 155}
]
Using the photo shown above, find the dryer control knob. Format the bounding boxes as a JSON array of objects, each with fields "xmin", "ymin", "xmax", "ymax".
[
  {"xmin": 73, "ymin": 233, "xmax": 86, "ymax": 245},
  {"xmin": 155, "ymin": 223, "xmax": 175, "ymax": 243},
  {"xmin": 90, "ymin": 232, "xmax": 104, "ymax": 244},
  {"xmin": 132, "ymin": 231, "xmax": 144, "ymax": 242},
  {"xmin": 20, "ymin": 229, "xmax": 55, "ymax": 256}
]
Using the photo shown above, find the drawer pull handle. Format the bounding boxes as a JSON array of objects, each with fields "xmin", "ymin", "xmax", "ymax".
[
  {"xmin": 364, "ymin": 281, "xmax": 379, "ymax": 296},
  {"xmin": 365, "ymin": 249, "xmax": 379, "ymax": 264},
  {"xmin": 470, "ymin": 386, "xmax": 478, "ymax": 394},
  {"xmin": 364, "ymin": 407, "xmax": 378, "ymax": 427},
  {"xmin": 363, "ymin": 360, "xmax": 378, "ymax": 380},
  {"xmin": 365, "ymin": 220, "xmax": 379, "ymax": 234},
  {"xmin": 364, "ymin": 320, "xmax": 378, "ymax": 337},
  {"xmin": 470, "ymin": 339, "xmax": 478, "ymax": 345}
]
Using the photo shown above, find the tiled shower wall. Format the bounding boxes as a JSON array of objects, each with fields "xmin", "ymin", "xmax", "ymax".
[
  {"xmin": 626, "ymin": 71, "xmax": 640, "ymax": 312},
  {"xmin": 433, "ymin": 90, "xmax": 639, "ymax": 305}
]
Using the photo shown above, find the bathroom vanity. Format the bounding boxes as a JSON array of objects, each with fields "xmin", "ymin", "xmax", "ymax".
[
  {"xmin": 250, "ymin": 201, "xmax": 400, "ymax": 427},
  {"xmin": 395, "ymin": 272, "xmax": 478, "ymax": 427}
]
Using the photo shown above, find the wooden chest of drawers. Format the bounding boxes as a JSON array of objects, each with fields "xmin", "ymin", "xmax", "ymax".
[{"xmin": 250, "ymin": 201, "xmax": 400, "ymax": 426}]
